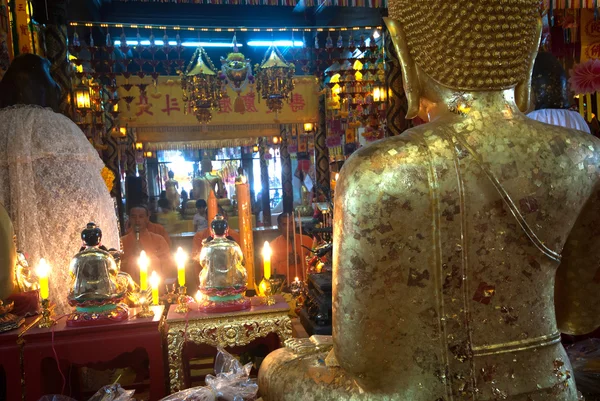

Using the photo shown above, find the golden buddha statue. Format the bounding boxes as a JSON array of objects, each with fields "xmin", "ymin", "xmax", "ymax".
[
  {"xmin": 258, "ymin": 1, "xmax": 600, "ymax": 400},
  {"xmin": 192, "ymin": 159, "xmax": 226, "ymax": 201}
]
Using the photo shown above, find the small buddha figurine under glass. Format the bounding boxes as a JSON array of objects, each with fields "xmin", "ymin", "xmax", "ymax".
[
  {"xmin": 198, "ymin": 215, "xmax": 250, "ymax": 312},
  {"xmin": 67, "ymin": 223, "xmax": 128, "ymax": 326}
]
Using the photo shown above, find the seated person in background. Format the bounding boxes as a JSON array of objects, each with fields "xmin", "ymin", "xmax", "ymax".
[
  {"xmin": 156, "ymin": 198, "xmax": 181, "ymax": 233},
  {"xmin": 192, "ymin": 208, "xmax": 241, "ymax": 278},
  {"xmin": 120, "ymin": 205, "xmax": 175, "ymax": 279},
  {"xmin": 269, "ymin": 212, "xmax": 313, "ymax": 283},
  {"xmin": 193, "ymin": 199, "xmax": 208, "ymax": 232},
  {"xmin": 527, "ymin": 52, "xmax": 591, "ymax": 133}
]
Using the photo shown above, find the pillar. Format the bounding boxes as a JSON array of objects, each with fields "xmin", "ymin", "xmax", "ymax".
[
  {"xmin": 125, "ymin": 128, "xmax": 136, "ymax": 177},
  {"xmin": 139, "ymin": 159, "xmax": 149, "ymax": 200},
  {"xmin": 315, "ymin": 95, "xmax": 330, "ymax": 192},
  {"xmin": 384, "ymin": 30, "xmax": 411, "ymax": 137},
  {"xmin": 259, "ymin": 138, "xmax": 271, "ymax": 226},
  {"xmin": 280, "ymin": 125, "xmax": 293, "ymax": 214},
  {"xmin": 102, "ymin": 133, "xmax": 125, "ymax": 234},
  {"xmin": 241, "ymin": 152, "xmax": 255, "ymax": 210},
  {"xmin": 37, "ymin": 0, "xmax": 73, "ymax": 119}
]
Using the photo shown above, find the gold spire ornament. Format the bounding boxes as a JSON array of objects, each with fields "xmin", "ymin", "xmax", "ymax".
[
  {"xmin": 255, "ymin": 46, "xmax": 295, "ymax": 113},
  {"xmin": 180, "ymin": 47, "xmax": 224, "ymax": 124},
  {"xmin": 258, "ymin": 1, "xmax": 600, "ymax": 401}
]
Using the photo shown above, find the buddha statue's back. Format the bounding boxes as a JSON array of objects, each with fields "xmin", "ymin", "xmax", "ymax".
[
  {"xmin": 332, "ymin": 110, "xmax": 600, "ymax": 400},
  {"xmin": 258, "ymin": 1, "xmax": 600, "ymax": 400}
]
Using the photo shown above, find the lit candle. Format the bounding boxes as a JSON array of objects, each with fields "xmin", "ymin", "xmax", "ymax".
[
  {"xmin": 175, "ymin": 247, "xmax": 187, "ymax": 287},
  {"xmin": 195, "ymin": 290, "xmax": 204, "ymax": 304},
  {"xmin": 262, "ymin": 241, "xmax": 272, "ymax": 280},
  {"xmin": 150, "ymin": 271, "xmax": 160, "ymax": 305},
  {"xmin": 139, "ymin": 251, "xmax": 149, "ymax": 291},
  {"xmin": 36, "ymin": 258, "xmax": 50, "ymax": 300}
]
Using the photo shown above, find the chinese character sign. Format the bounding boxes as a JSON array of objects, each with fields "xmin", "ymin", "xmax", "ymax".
[
  {"xmin": 118, "ymin": 76, "xmax": 318, "ymax": 127},
  {"xmin": 582, "ymin": 10, "xmax": 600, "ymax": 62}
]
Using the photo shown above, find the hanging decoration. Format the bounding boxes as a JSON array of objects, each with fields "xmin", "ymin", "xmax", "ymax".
[
  {"xmin": 220, "ymin": 34, "xmax": 254, "ymax": 113},
  {"xmin": 109, "ymin": 0, "xmax": 387, "ymax": 7},
  {"xmin": 180, "ymin": 46, "xmax": 224, "ymax": 124},
  {"xmin": 255, "ymin": 45, "xmax": 295, "ymax": 113},
  {"xmin": 569, "ymin": 59, "xmax": 600, "ymax": 94}
]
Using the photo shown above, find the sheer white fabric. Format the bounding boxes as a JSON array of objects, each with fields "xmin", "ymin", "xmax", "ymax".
[
  {"xmin": 527, "ymin": 108, "xmax": 592, "ymax": 134},
  {"xmin": 0, "ymin": 106, "xmax": 120, "ymax": 315}
]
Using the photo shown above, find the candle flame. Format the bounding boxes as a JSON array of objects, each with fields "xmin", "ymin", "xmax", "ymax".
[
  {"xmin": 36, "ymin": 258, "xmax": 50, "ymax": 278},
  {"xmin": 295, "ymin": 276, "xmax": 299, "ymax": 282},
  {"xmin": 262, "ymin": 241, "xmax": 272, "ymax": 260},
  {"xmin": 149, "ymin": 271, "xmax": 160, "ymax": 288},
  {"xmin": 139, "ymin": 251, "xmax": 149, "ymax": 271},
  {"xmin": 335, "ymin": 173, "xmax": 339, "ymax": 181},
  {"xmin": 195, "ymin": 290, "xmax": 204, "ymax": 303},
  {"xmin": 175, "ymin": 247, "xmax": 187, "ymax": 267}
]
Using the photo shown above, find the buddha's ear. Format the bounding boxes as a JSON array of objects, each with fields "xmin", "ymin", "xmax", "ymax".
[
  {"xmin": 383, "ymin": 17, "xmax": 421, "ymax": 119},
  {"xmin": 515, "ymin": 18, "xmax": 542, "ymax": 113}
]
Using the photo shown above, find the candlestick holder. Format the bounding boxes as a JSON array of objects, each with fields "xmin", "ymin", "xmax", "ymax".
[
  {"xmin": 38, "ymin": 298, "xmax": 56, "ymax": 328},
  {"xmin": 135, "ymin": 290, "xmax": 154, "ymax": 318},
  {"xmin": 258, "ymin": 278, "xmax": 275, "ymax": 306},
  {"xmin": 175, "ymin": 286, "xmax": 189, "ymax": 313}
]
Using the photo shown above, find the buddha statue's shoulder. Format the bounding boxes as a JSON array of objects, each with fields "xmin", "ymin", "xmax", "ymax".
[{"xmin": 340, "ymin": 123, "xmax": 446, "ymax": 188}]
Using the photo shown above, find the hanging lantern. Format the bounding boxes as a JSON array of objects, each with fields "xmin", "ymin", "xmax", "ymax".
[
  {"xmin": 255, "ymin": 46, "xmax": 295, "ymax": 113},
  {"xmin": 180, "ymin": 47, "xmax": 224, "ymax": 124},
  {"xmin": 75, "ymin": 85, "xmax": 91, "ymax": 110}
]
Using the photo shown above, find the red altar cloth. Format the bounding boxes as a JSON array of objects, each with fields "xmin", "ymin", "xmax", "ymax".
[{"xmin": 21, "ymin": 306, "xmax": 166, "ymax": 401}]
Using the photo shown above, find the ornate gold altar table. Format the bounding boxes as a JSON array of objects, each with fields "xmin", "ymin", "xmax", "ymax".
[{"xmin": 166, "ymin": 296, "xmax": 292, "ymax": 393}]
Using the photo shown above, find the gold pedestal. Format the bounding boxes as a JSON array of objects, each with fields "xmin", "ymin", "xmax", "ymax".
[
  {"xmin": 258, "ymin": 278, "xmax": 275, "ymax": 306},
  {"xmin": 174, "ymin": 286, "xmax": 189, "ymax": 313},
  {"xmin": 38, "ymin": 299, "xmax": 55, "ymax": 328},
  {"xmin": 136, "ymin": 293, "xmax": 155, "ymax": 318}
]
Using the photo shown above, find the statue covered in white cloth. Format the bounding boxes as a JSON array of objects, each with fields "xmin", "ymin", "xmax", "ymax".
[{"xmin": 0, "ymin": 54, "xmax": 120, "ymax": 315}]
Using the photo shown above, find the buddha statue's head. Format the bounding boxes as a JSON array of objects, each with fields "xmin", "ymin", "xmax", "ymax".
[
  {"xmin": 384, "ymin": 0, "xmax": 542, "ymax": 120},
  {"xmin": 530, "ymin": 52, "xmax": 570, "ymax": 111},
  {"xmin": 210, "ymin": 215, "xmax": 229, "ymax": 238},
  {"xmin": 0, "ymin": 54, "xmax": 61, "ymax": 112},
  {"xmin": 201, "ymin": 158, "xmax": 213, "ymax": 175}
]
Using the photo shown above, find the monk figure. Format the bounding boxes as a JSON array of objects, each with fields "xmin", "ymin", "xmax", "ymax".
[{"xmin": 258, "ymin": 1, "xmax": 600, "ymax": 400}]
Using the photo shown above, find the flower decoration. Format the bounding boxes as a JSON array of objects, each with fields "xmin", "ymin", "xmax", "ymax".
[
  {"xmin": 569, "ymin": 59, "xmax": 600, "ymax": 94},
  {"xmin": 101, "ymin": 166, "xmax": 115, "ymax": 193}
]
